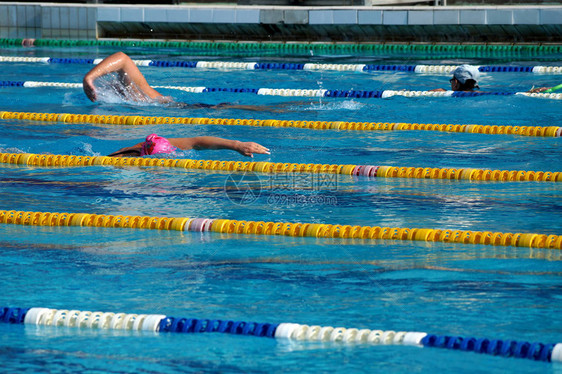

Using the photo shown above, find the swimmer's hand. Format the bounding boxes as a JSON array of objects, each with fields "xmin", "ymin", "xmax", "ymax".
[
  {"xmin": 235, "ymin": 141, "xmax": 271, "ymax": 158},
  {"xmin": 83, "ymin": 76, "xmax": 97, "ymax": 102},
  {"xmin": 155, "ymin": 95, "xmax": 175, "ymax": 104},
  {"xmin": 429, "ymin": 88, "xmax": 446, "ymax": 92}
]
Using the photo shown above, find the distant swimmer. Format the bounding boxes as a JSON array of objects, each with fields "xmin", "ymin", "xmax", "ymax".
[
  {"xmin": 108, "ymin": 133, "xmax": 270, "ymax": 158},
  {"xmin": 431, "ymin": 64, "xmax": 480, "ymax": 92},
  {"xmin": 528, "ymin": 83, "xmax": 560, "ymax": 93},
  {"xmin": 83, "ymin": 52, "xmax": 280, "ymax": 111},
  {"xmin": 431, "ymin": 64, "xmax": 554, "ymax": 93}
]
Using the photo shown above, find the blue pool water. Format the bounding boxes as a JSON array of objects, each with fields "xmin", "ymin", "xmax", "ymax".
[{"xmin": 0, "ymin": 46, "xmax": 561, "ymax": 373}]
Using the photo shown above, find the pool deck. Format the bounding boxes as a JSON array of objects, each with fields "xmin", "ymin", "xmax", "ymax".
[{"xmin": 0, "ymin": 2, "xmax": 561, "ymax": 43}]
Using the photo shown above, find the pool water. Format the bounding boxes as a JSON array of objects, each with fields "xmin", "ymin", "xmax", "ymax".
[{"xmin": 0, "ymin": 46, "xmax": 561, "ymax": 373}]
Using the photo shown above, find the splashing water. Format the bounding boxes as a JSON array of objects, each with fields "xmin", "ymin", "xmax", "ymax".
[
  {"xmin": 140, "ymin": 148, "xmax": 197, "ymax": 159},
  {"xmin": 69, "ymin": 142, "xmax": 100, "ymax": 157},
  {"xmin": 94, "ymin": 74, "xmax": 160, "ymax": 106},
  {"xmin": 304, "ymin": 100, "xmax": 365, "ymax": 111},
  {"xmin": 62, "ymin": 92, "xmax": 82, "ymax": 107},
  {"xmin": 0, "ymin": 147, "xmax": 24, "ymax": 154}
]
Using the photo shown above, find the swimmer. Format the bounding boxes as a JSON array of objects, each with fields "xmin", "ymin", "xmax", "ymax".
[
  {"xmin": 431, "ymin": 64, "xmax": 553, "ymax": 93},
  {"xmin": 108, "ymin": 133, "xmax": 270, "ymax": 158},
  {"xmin": 431, "ymin": 64, "xmax": 480, "ymax": 92},
  {"xmin": 83, "ymin": 52, "xmax": 163, "ymax": 103},
  {"xmin": 83, "ymin": 52, "xmax": 278, "ymax": 111},
  {"xmin": 528, "ymin": 85, "xmax": 555, "ymax": 93}
]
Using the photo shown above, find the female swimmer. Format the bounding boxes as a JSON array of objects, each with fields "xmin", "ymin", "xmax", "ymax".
[{"xmin": 108, "ymin": 133, "xmax": 270, "ymax": 158}]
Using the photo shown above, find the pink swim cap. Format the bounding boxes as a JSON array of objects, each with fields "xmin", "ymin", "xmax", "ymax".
[{"xmin": 140, "ymin": 134, "xmax": 177, "ymax": 156}]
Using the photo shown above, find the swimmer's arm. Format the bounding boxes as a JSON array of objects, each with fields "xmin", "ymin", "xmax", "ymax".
[
  {"xmin": 108, "ymin": 142, "xmax": 144, "ymax": 157},
  {"xmin": 528, "ymin": 86, "xmax": 550, "ymax": 93},
  {"xmin": 169, "ymin": 137, "xmax": 270, "ymax": 157},
  {"xmin": 83, "ymin": 52, "xmax": 163, "ymax": 102}
]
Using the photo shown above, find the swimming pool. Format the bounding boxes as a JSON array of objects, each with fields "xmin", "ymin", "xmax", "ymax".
[{"xmin": 0, "ymin": 44, "xmax": 561, "ymax": 373}]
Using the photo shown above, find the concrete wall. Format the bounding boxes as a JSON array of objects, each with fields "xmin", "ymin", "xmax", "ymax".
[
  {"xmin": 1, "ymin": 2, "xmax": 561, "ymax": 43},
  {"xmin": 0, "ymin": 4, "xmax": 97, "ymax": 39}
]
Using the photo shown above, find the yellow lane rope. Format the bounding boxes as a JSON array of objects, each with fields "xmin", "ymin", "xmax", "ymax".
[
  {"xmin": 1, "ymin": 152, "xmax": 561, "ymax": 182},
  {"xmin": 0, "ymin": 210, "xmax": 560, "ymax": 250},
  {"xmin": 1, "ymin": 111, "xmax": 560, "ymax": 137}
]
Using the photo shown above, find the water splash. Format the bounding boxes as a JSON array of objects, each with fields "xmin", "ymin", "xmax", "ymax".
[
  {"xmin": 304, "ymin": 100, "xmax": 365, "ymax": 111},
  {"xmin": 94, "ymin": 74, "xmax": 160, "ymax": 106},
  {"xmin": 62, "ymin": 92, "xmax": 81, "ymax": 107},
  {"xmin": 0, "ymin": 147, "xmax": 24, "ymax": 154},
  {"xmin": 142, "ymin": 149, "xmax": 196, "ymax": 159},
  {"xmin": 68, "ymin": 142, "xmax": 100, "ymax": 157}
]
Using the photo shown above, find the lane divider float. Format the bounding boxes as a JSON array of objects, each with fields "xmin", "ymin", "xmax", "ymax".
[
  {"xmin": 3, "ymin": 38, "xmax": 562, "ymax": 57},
  {"xmin": 1, "ymin": 110, "xmax": 560, "ymax": 138},
  {"xmin": 0, "ymin": 306, "xmax": 560, "ymax": 363},
  {"xmin": 0, "ymin": 210, "xmax": 560, "ymax": 249},
  {"xmin": 1, "ymin": 152, "xmax": 561, "ymax": 183},
  {"xmin": 2, "ymin": 80, "xmax": 561, "ymax": 100},
  {"xmin": 2, "ymin": 56, "xmax": 561, "ymax": 75}
]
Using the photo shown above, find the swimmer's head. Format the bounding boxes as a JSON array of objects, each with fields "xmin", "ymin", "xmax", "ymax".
[
  {"xmin": 141, "ymin": 134, "xmax": 177, "ymax": 156},
  {"xmin": 451, "ymin": 65, "xmax": 480, "ymax": 91}
]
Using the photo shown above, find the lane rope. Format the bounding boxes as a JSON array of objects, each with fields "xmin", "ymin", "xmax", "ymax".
[
  {"xmin": 0, "ymin": 210, "xmax": 560, "ymax": 250},
  {"xmin": 3, "ymin": 80, "xmax": 561, "ymax": 100},
  {"xmin": 0, "ymin": 306, "xmax": 560, "ymax": 362},
  {"xmin": 1, "ymin": 110, "xmax": 560, "ymax": 138},
  {"xmin": 3, "ymin": 38, "xmax": 562, "ymax": 57},
  {"xmin": 1, "ymin": 152, "xmax": 561, "ymax": 183},
  {"xmin": 2, "ymin": 56, "xmax": 561, "ymax": 75}
]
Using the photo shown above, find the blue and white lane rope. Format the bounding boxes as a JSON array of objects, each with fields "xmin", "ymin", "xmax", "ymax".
[
  {"xmin": 1, "ymin": 80, "xmax": 560, "ymax": 100},
  {"xmin": 1, "ymin": 56, "xmax": 561, "ymax": 74},
  {"xmin": 1, "ymin": 306, "xmax": 561, "ymax": 363}
]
